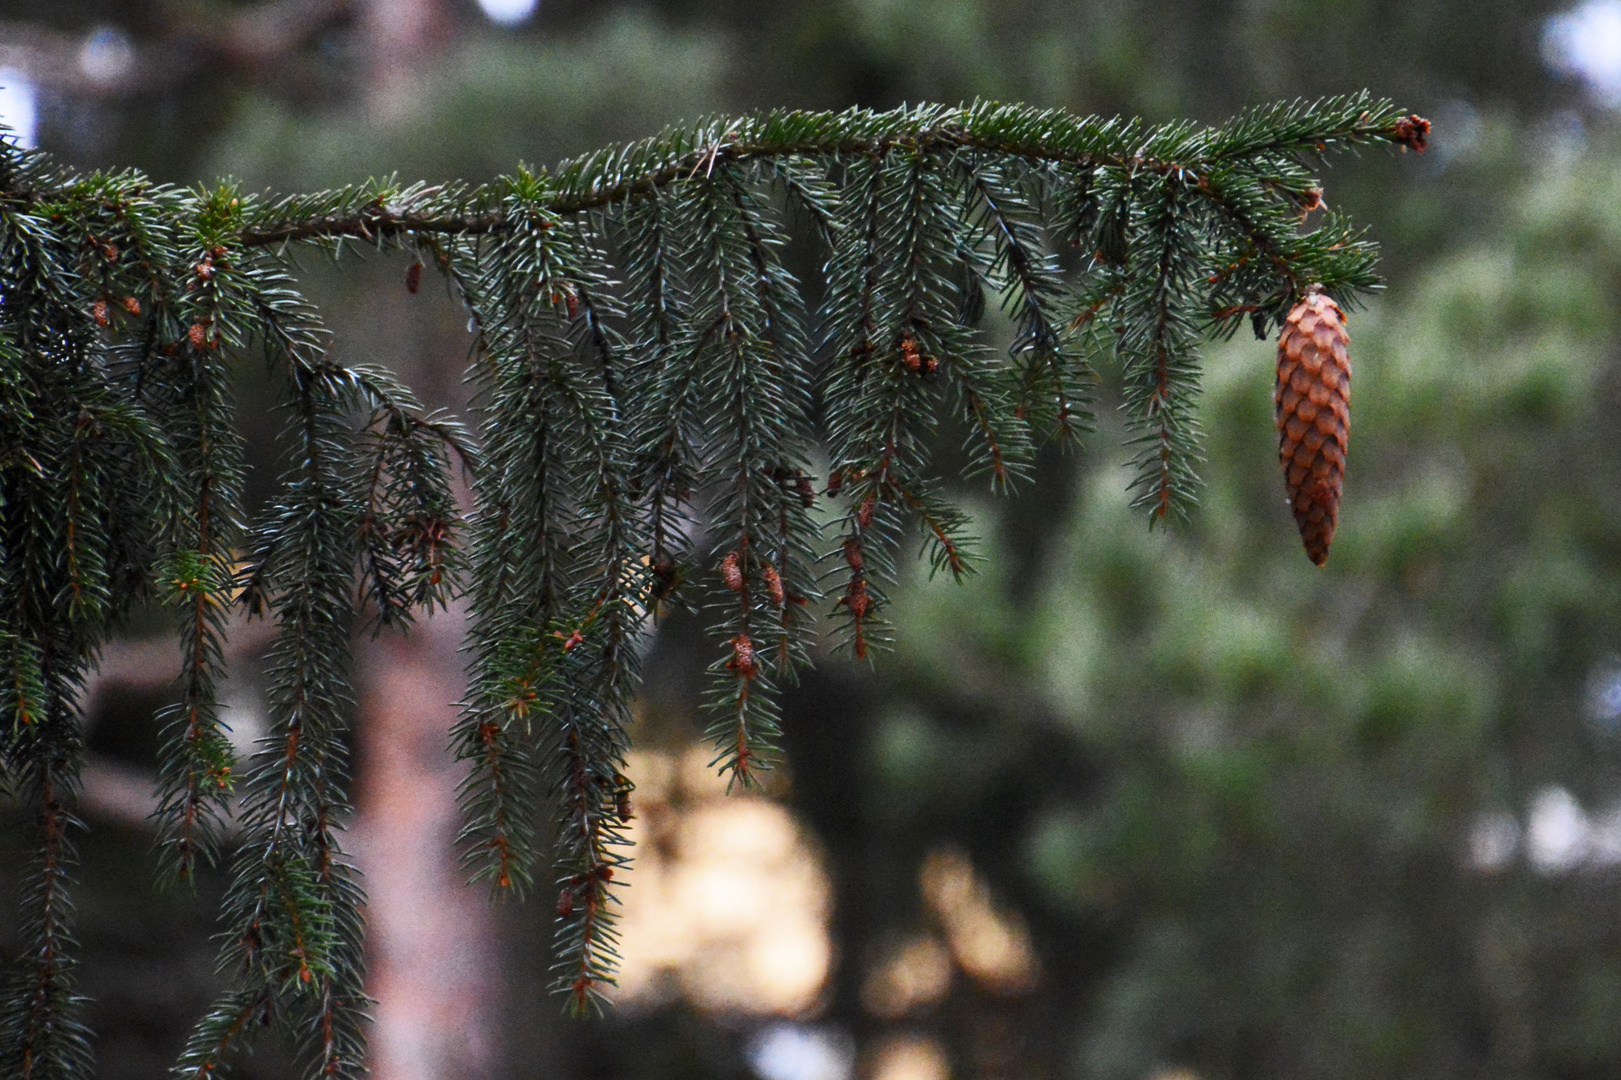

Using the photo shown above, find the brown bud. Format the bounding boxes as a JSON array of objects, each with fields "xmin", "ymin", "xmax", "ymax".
[
  {"xmin": 721, "ymin": 550, "xmax": 744, "ymax": 592},
  {"xmin": 1392, "ymin": 114, "xmax": 1430, "ymax": 153},
  {"xmin": 728, "ymin": 633, "xmax": 758, "ymax": 679},
  {"xmin": 613, "ymin": 774, "xmax": 634, "ymax": 823},
  {"xmin": 120, "ymin": 295, "xmax": 141, "ymax": 316},
  {"xmin": 650, "ymin": 556, "xmax": 679, "ymax": 601},
  {"xmin": 406, "ymin": 260, "xmax": 423, "ymax": 294},
  {"xmin": 762, "ymin": 564, "xmax": 785, "ymax": 606},
  {"xmin": 843, "ymin": 538, "xmax": 864, "ymax": 571},
  {"xmin": 188, "ymin": 323, "xmax": 208, "ymax": 349},
  {"xmin": 856, "ymin": 495, "xmax": 876, "ymax": 530},
  {"xmin": 91, "ymin": 300, "xmax": 109, "ymax": 327},
  {"xmin": 900, "ymin": 334, "xmax": 922, "ymax": 372},
  {"xmin": 795, "ymin": 474, "xmax": 816, "ymax": 508},
  {"xmin": 557, "ymin": 888, "xmax": 575, "ymax": 918},
  {"xmin": 648, "ymin": 554, "xmax": 674, "ymax": 596}
]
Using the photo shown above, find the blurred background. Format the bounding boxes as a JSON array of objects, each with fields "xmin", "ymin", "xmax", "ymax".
[{"xmin": 4, "ymin": 1, "xmax": 1621, "ymax": 1078}]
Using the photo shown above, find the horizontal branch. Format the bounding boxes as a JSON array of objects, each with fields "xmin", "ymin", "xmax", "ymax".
[{"xmin": 235, "ymin": 98, "xmax": 1424, "ymax": 249}]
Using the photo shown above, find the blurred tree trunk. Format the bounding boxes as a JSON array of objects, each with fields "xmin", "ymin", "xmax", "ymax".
[
  {"xmin": 360, "ymin": 0, "xmax": 452, "ymax": 115},
  {"xmin": 354, "ymin": 605, "xmax": 500, "ymax": 1080}
]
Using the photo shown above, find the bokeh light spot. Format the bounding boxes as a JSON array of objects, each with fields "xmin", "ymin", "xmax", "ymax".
[
  {"xmin": 1545, "ymin": 1, "xmax": 1621, "ymax": 105},
  {"xmin": 919, "ymin": 847, "xmax": 1038, "ymax": 995},
  {"xmin": 868, "ymin": 1035, "xmax": 949, "ymax": 1080},
  {"xmin": 748, "ymin": 1023, "xmax": 854, "ymax": 1080},
  {"xmin": 0, "ymin": 70, "xmax": 37, "ymax": 148},
  {"xmin": 477, "ymin": 0, "xmax": 538, "ymax": 27}
]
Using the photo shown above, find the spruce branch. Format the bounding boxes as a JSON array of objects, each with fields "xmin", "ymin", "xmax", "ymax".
[
  {"xmin": 0, "ymin": 95, "xmax": 1425, "ymax": 1060},
  {"xmin": 153, "ymin": 250, "xmax": 248, "ymax": 884},
  {"xmin": 0, "ymin": 674, "xmax": 93, "ymax": 1080},
  {"xmin": 963, "ymin": 157, "xmax": 1094, "ymax": 441},
  {"xmin": 1119, "ymin": 172, "xmax": 1206, "ymax": 523},
  {"xmin": 231, "ymin": 95, "xmax": 1417, "ymax": 248}
]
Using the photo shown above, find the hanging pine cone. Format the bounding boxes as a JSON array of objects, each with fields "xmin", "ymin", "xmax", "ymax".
[{"xmin": 1276, "ymin": 286, "xmax": 1350, "ymax": 566}]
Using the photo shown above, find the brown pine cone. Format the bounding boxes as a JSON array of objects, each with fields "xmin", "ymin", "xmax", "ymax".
[{"xmin": 1276, "ymin": 287, "xmax": 1350, "ymax": 566}]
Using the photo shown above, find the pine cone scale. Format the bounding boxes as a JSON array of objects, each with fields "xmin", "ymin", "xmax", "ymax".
[{"xmin": 1275, "ymin": 287, "xmax": 1351, "ymax": 566}]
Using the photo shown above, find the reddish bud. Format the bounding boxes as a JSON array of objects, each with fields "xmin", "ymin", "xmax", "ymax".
[
  {"xmin": 795, "ymin": 474, "xmax": 816, "ymax": 508},
  {"xmin": 91, "ymin": 300, "xmax": 109, "ymax": 327},
  {"xmin": 557, "ymin": 888, "xmax": 575, "ymax": 918},
  {"xmin": 721, "ymin": 551, "xmax": 744, "ymax": 592},
  {"xmin": 651, "ymin": 556, "xmax": 679, "ymax": 601},
  {"xmin": 900, "ymin": 334, "xmax": 922, "ymax": 372},
  {"xmin": 845, "ymin": 580, "xmax": 871, "ymax": 618},
  {"xmin": 856, "ymin": 495, "xmax": 876, "ymax": 530},
  {"xmin": 843, "ymin": 538, "xmax": 864, "ymax": 571},
  {"xmin": 102, "ymin": 243, "xmax": 118, "ymax": 261},
  {"xmin": 120, "ymin": 295, "xmax": 141, "ymax": 316},
  {"xmin": 728, "ymin": 633, "xmax": 758, "ymax": 679},
  {"xmin": 762, "ymin": 564, "xmax": 785, "ymax": 606},
  {"xmin": 1392, "ymin": 114, "xmax": 1430, "ymax": 153},
  {"xmin": 406, "ymin": 261, "xmax": 424, "ymax": 294},
  {"xmin": 188, "ymin": 323, "xmax": 208, "ymax": 349}
]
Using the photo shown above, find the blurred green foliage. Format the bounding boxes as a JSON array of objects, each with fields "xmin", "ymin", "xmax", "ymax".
[
  {"xmin": 206, "ymin": 10, "xmax": 730, "ymax": 185},
  {"xmin": 877, "ymin": 127, "xmax": 1621, "ymax": 1077}
]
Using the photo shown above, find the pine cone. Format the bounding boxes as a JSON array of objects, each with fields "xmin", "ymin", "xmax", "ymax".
[{"xmin": 1276, "ymin": 287, "xmax": 1350, "ymax": 565}]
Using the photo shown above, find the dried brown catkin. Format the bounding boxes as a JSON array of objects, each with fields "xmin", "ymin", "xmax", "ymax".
[{"xmin": 1275, "ymin": 287, "xmax": 1350, "ymax": 565}]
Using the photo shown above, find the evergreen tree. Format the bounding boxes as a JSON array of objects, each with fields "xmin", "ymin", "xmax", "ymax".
[{"xmin": 0, "ymin": 96, "xmax": 1425, "ymax": 1078}]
